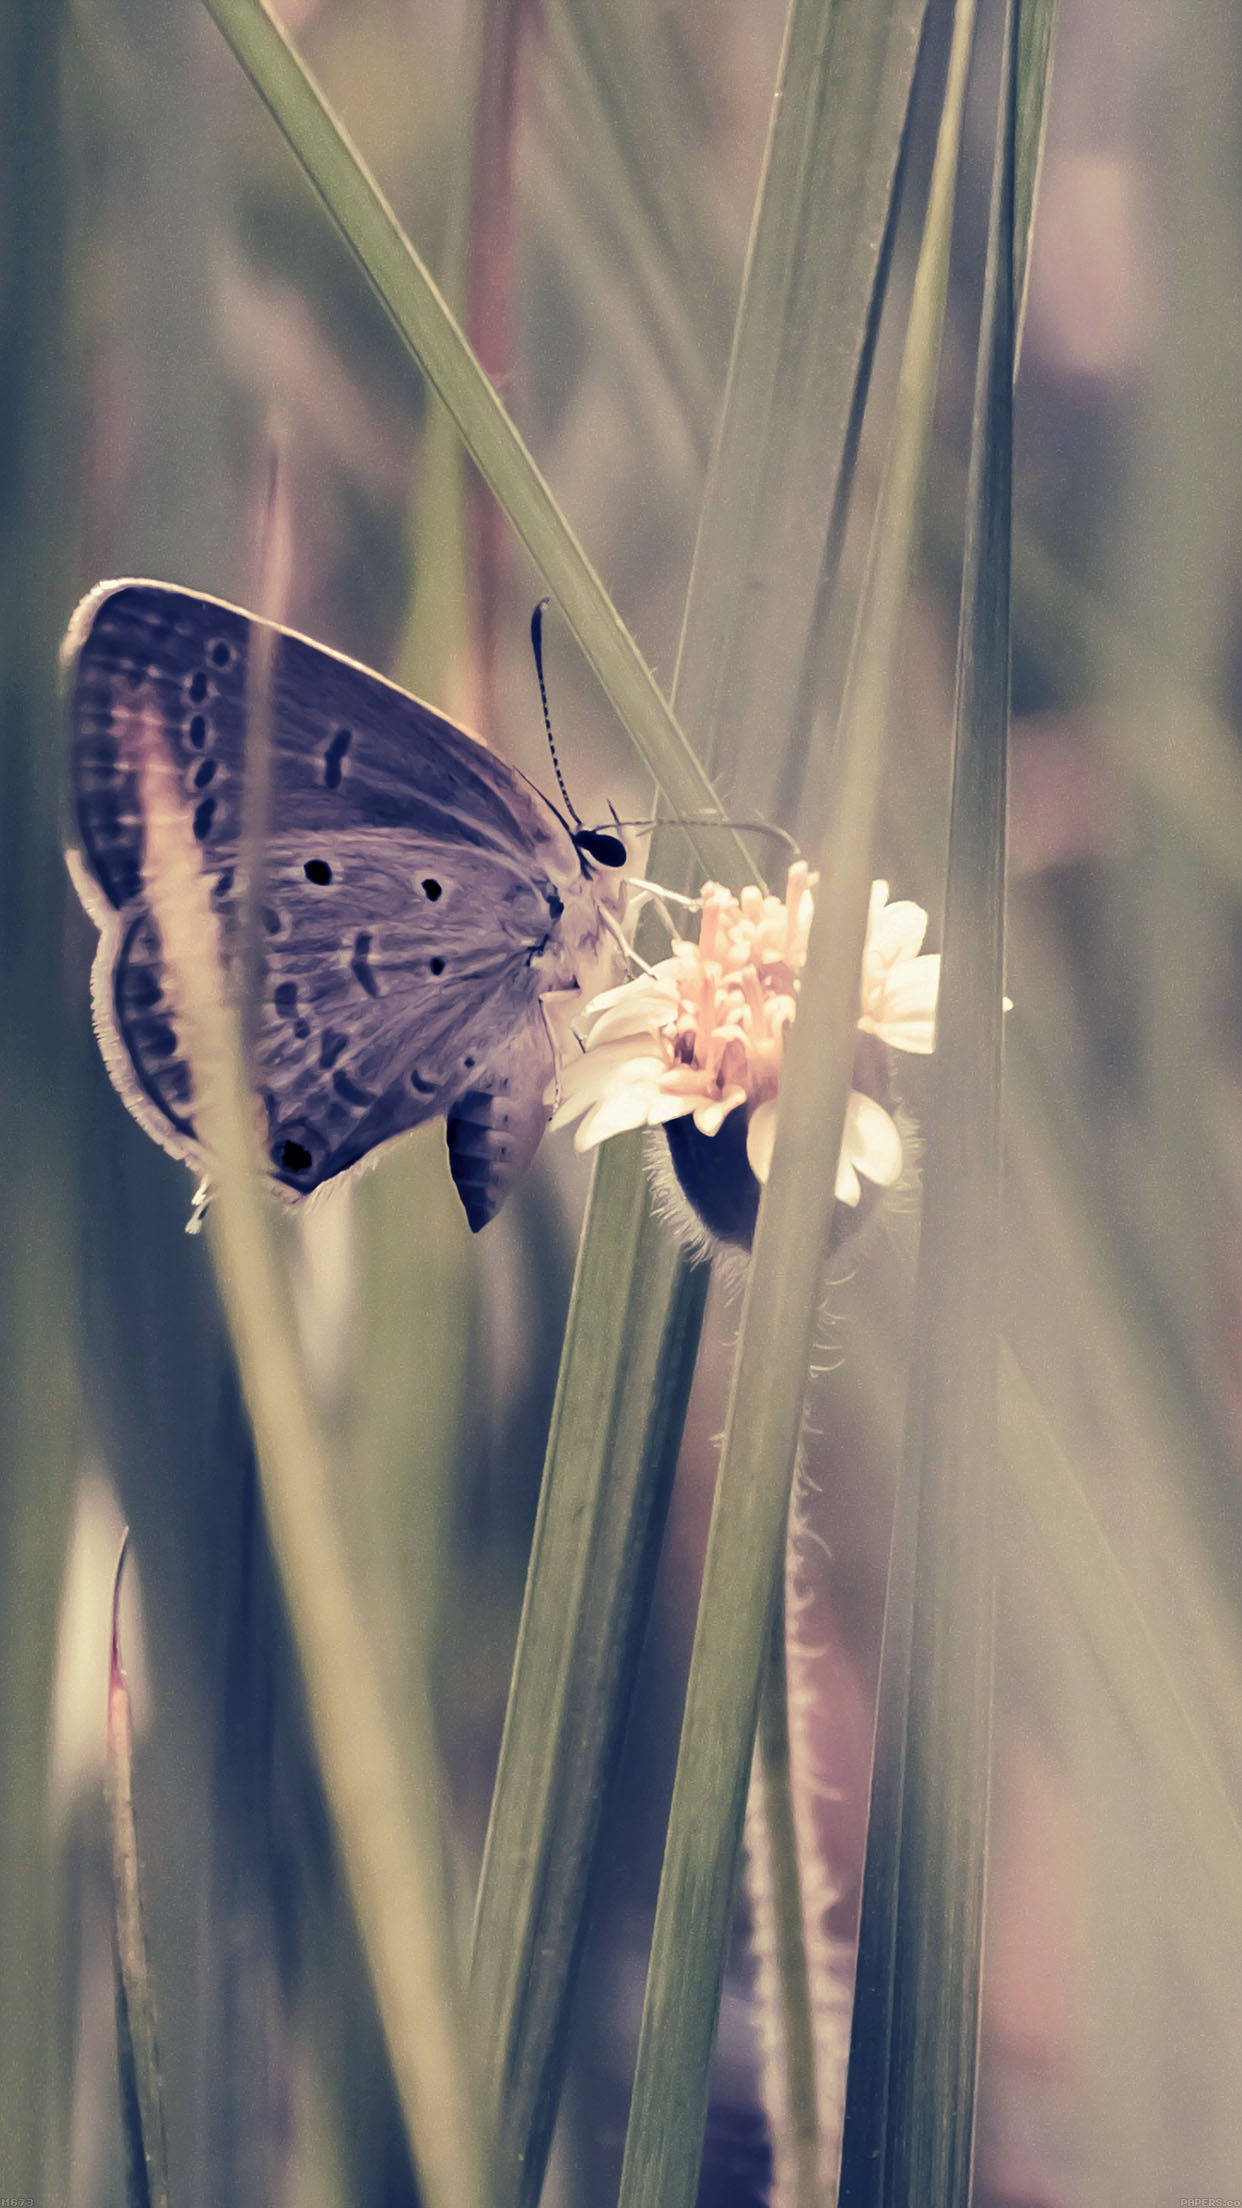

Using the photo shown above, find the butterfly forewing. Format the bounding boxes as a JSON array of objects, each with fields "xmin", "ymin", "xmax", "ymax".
[
  {"xmin": 65, "ymin": 580, "xmax": 624, "ymax": 1223},
  {"xmin": 70, "ymin": 582, "xmax": 572, "ymax": 895}
]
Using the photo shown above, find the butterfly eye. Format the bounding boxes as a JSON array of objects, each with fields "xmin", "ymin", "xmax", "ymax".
[{"xmin": 575, "ymin": 827, "xmax": 627, "ymax": 869}]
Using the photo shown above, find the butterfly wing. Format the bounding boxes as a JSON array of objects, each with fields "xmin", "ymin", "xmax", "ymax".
[
  {"xmin": 445, "ymin": 1019, "xmax": 560, "ymax": 1231},
  {"xmin": 66, "ymin": 581, "xmax": 616, "ymax": 1223},
  {"xmin": 68, "ymin": 579, "xmax": 576, "ymax": 901}
]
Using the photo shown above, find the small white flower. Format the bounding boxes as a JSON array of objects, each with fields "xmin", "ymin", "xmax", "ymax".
[
  {"xmin": 857, "ymin": 878, "xmax": 939, "ymax": 1054},
  {"xmin": 549, "ymin": 867, "xmax": 940, "ymax": 1246}
]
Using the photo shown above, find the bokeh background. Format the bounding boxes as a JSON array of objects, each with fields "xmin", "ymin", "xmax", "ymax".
[{"xmin": 4, "ymin": 0, "xmax": 1242, "ymax": 2202}]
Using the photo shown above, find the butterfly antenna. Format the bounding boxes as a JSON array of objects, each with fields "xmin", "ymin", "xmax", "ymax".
[
  {"xmin": 531, "ymin": 600, "xmax": 582, "ymax": 828},
  {"xmin": 609, "ymin": 816, "xmax": 801, "ymax": 861}
]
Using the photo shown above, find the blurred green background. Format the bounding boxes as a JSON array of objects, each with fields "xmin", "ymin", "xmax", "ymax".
[{"xmin": 4, "ymin": 0, "xmax": 1242, "ymax": 2203}]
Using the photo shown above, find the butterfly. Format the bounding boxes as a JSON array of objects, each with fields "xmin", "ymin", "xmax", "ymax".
[{"xmin": 64, "ymin": 580, "xmax": 630, "ymax": 1229}]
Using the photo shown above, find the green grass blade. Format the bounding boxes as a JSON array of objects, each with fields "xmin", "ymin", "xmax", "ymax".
[
  {"xmin": 470, "ymin": 6, "xmax": 930, "ymax": 2187},
  {"xmin": 0, "ymin": 3, "xmax": 76, "ymax": 2195},
  {"xmin": 752, "ymin": 0, "xmax": 981, "ymax": 2180},
  {"xmin": 834, "ymin": 0, "xmax": 979, "ymax": 845},
  {"xmin": 471, "ymin": 2, "xmax": 936, "ymax": 2194},
  {"xmin": 839, "ymin": 1, "xmax": 1018, "ymax": 2198},
  {"xmin": 604, "ymin": 1, "xmax": 985, "ymax": 2197},
  {"xmin": 114, "ymin": 701, "xmax": 493, "ymax": 2208},
  {"xmin": 199, "ymin": 0, "xmax": 742, "ymax": 874},
  {"xmin": 470, "ymin": 1138, "xmax": 708, "ymax": 2208},
  {"xmin": 611, "ymin": 0, "xmax": 983, "ymax": 2196},
  {"xmin": 1014, "ymin": 0, "xmax": 1060, "ymax": 344},
  {"xmin": 672, "ymin": 0, "xmax": 930, "ymax": 799},
  {"xmin": 749, "ymin": 1575, "xmax": 824, "ymax": 2208},
  {"xmin": 106, "ymin": 1540, "xmax": 172, "ymax": 2208},
  {"xmin": 614, "ymin": 676, "xmax": 889, "ymax": 2208}
]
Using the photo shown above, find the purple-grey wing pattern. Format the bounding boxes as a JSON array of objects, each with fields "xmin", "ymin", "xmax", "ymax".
[{"xmin": 64, "ymin": 580, "xmax": 619, "ymax": 1223}]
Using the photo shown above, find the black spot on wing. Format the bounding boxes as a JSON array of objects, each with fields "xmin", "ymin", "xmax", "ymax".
[
  {"xmin": 351, "ymin": 932, "xmax": 379, "ymax": 997},
  {"xmin": 332, "ymin": 1068, "xmax": 376, "ymax": 1108},
  {"xmin": 121, "ymin": 966, "xmax": 161, "ymax": 1012},
  {"xmin": 323, "ymin": 726, "xmax": 352, "ymax": 788},
  {"xmin": 268, "ymin": 1117, "xmax": 325, "ymax": 1186}
]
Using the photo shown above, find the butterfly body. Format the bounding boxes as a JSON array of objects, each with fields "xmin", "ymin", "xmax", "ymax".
[{"xmin": 65, "ymin": 580, "xmax": 627, "ymax": 1227}]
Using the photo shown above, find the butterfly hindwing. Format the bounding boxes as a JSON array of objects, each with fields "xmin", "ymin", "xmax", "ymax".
[
  {"xmin": 226, "ymin": 827, "xmax": 565, "ymax": 1193},
  {"xmin": 66, "ymin": 580, "xmax": 623, "ymax": 1222},
  {"xmin": 446, "ymin": 1017, "xmax": 558, "ymax": 1231}
]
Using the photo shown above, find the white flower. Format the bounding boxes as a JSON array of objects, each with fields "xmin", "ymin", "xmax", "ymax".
[
  {"xmin": 857, "ymin": 878, "xmax": 939, "ymax": 1054},
  {"xmin": 549, "ymin": 868, "xmax": 940, "ymax": 1231}
]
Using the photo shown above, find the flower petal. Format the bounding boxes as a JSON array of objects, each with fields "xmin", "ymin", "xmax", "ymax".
[
  {"xmin": 574, "ymin": 1077, "xmax": 665, "ymax": 1149},
  {"xmin": 583, "ymin": 967, "xmax": 679, "ymax": 1023},
  {"xmin": 583, "ymin": 997, "xmax": 672, "ymax": 1049},
  {"xmin": 550, "ymin": 1044, "xmax": 667, "ymax": 1129},
  {"xmin": 866, "ymin": 894, "xmax": 929, "ymax": 968},
  {"xmin": 746, "ymin": 1100, "xmax": 777, "ymax": 1184},
  {"xmin": 860, "ymin": 953, "xmax": 941, "ymax": 1052},
  {"xmin": 842, "ymin": 1089, "xmax": 903, "ymax": 1190},
  {"xmin": 646, "ymin": 1091, "xmax": 702, "ymax": 1127},
  {"xmin": 692, "ymin": 1088, "xmax": 747, "ymax": 1137},
  {"xmin": 835, "ymin": 1155, "xmax": 862, "ymax": 1206}
]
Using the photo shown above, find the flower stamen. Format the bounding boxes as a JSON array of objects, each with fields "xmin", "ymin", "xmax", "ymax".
[{"xmin": 548, "ymin": 867, "xmax": 941, "ymax": 1251}]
